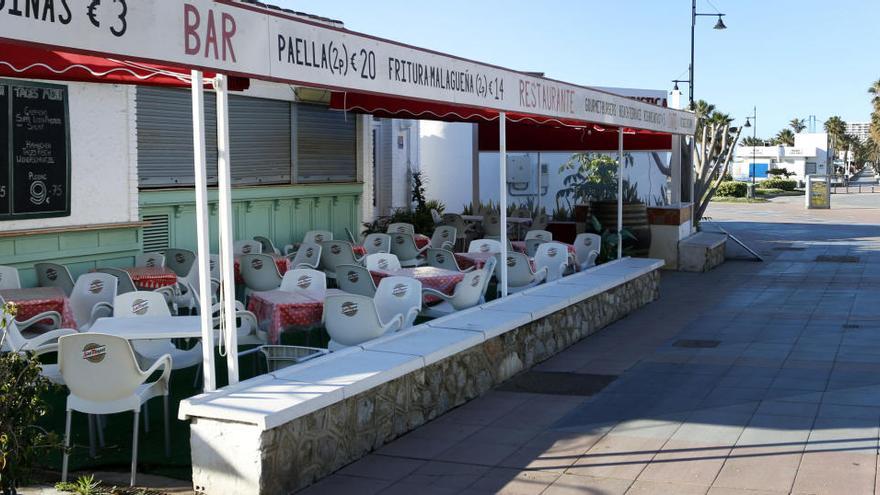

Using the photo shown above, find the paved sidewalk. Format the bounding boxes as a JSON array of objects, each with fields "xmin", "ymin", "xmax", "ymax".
[{"xmin": 302, "ymin": 198, "xmax": 880, "ymax": 495}]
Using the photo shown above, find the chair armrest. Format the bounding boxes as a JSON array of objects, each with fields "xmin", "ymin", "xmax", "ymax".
[
  {"xmin": 382, "ymin": 314, "xmax": 405, "ymax": 334},
  {"xmin": 421, "ymin": 287, "xmax": 453, "ymax": 302},
  {"xmin": 441, "ymin": 241, "xmax": 455, "ymax": 251},
  {"xmin": 405, "ymin": 307, "xmax": 421, "ymax": 326},
  {"xmin": 416, "ymin": 245, "xmax": 430, "ymax": 255},
  {"xmin": 460, "ymin": 266, "xmax": 476, "ymax": 273},
  {"xmin": 141, "ymin": 353, "xmax": 173, "ymax": 385},
  {"xmin": 153, "ymin": 286, "xmax": 176, "ymax": 301},
  {"xmin": 89, "ymin": 302, "xmax": 114, "ymax": 323},
  {"xmin": 534, "ymin": 267, "xmax": 549, "ymax": 284},
  {"xmin": 27, "ymin": 327, "xmax": 77, "ymax": 349},
  {"xmin": 283, "ymin": 244, "xmax": 296, "ymax": 256},
  {"xmin": 17, "ymin": 311, "xmax": 62, "ymax": 331},
  {"xmin": 31, "ymin": 342, "xmax": 59, "ymax": 358}
]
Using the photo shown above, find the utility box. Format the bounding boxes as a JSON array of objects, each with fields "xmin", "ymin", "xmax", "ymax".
[{"xmin": 805, "ymin": 175, "xmax": 831, "ymax": 209}]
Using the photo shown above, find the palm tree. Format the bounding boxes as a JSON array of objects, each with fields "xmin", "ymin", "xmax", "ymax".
[
  {"xmin": 789, "ymin": 118, "xmax": 806, "ymax": 134},
  {"xmin": 824, "ymin": 116, "xmax": 847, "ymax": 166},
  {"xmin": 774, "ymin": 129, "xmax": 795, "ymax": 146},
  {"xmin": 869, "ymin": 79, "xmax": 880, "ymax": 109},
  {"xmin": 741, "ymin": 136, "xmax": 766, "ymax": 147}
]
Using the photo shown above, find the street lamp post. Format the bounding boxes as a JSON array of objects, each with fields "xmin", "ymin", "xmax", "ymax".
[
  {"xmin": 745, "ymin": 107, "xmax": 757, "ymax": 186},
  {"xmin": 688, "ymin": 0, "xmax": 727, "ymax": 107}
]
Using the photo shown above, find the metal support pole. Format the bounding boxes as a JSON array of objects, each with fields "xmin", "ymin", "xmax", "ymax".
[
  {"xmin": 499, "ymin": 112, "xmax": 508, "ymax": 297},
  {"xmin": 536, "ymin": 152, "xmax": 542, "ymax": 213},
  {"xmin": 471, "ymin": 124, "xmax": 480, "ymax": 209},
  {"xmin": 214, "ymin": 74, "xmax": 239, "ymax": 386},
  {"xmin": 617, "ymin": 128, "xmax": 624, "ymax": 260},
  {"xmin": 689, "ymin": 0, "xmax": 696, "ymax": 107},
  {"xmin": 190, "ymin": 71, "xmax": 216, "ymax": 392}
]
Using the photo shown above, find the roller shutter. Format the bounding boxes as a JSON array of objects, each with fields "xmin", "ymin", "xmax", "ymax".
[{"xmin": 295, "ymin": 103, "xmax": 357, "ymax": 183}]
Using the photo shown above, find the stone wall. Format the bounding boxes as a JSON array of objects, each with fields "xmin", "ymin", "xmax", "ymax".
[{"xmin": 251, "ymin": 270, "xmax": 660, "ymax": 494}]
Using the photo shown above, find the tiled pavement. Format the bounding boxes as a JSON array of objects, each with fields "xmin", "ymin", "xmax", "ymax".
[{"xmin": 302, "ymin": 197, "xmax": 880, "ymax": 495}]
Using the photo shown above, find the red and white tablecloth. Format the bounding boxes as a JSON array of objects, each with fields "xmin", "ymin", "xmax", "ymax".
[
  {"xmin": 247, "ymin": 289, "xmax": 344, "ymax": 344},
  {"xmin": 455, "ymin": 252, "xmax": 495, "ymax": 270},
  {"xmin": 414, "ymin": 234, "xmax": 431, "ymax": 249},
  {"xmin": 233, "ymin": 255, "xmax": 291, "ymax": 284},
  {"xmin": 511, "ymin": 241, "xmax": 577, "ymax": 256},
  {"xmin": 0, "ymin": 287, "xmax": 77, "ymax": 329},
  {"xmin": 123, "ymin": 266, "xmax": 178, "ymax": 290},
  {"xmin": 370, "ymin": 267, "xmax": 464, "ymax": 303}
]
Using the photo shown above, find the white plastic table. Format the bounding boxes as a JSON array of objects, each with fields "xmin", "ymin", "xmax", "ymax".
[{"xmin": 88, "ymin": 316, "xmax": 203, "ymax": 340}]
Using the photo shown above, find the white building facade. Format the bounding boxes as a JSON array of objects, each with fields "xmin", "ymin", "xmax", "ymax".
[{"xmin": 731, "ymin": 133, "xmax": 829, "ymax": 183}]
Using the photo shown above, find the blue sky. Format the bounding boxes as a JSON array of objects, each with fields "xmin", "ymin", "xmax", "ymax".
[{"xmin": 276, "ymin": 0, "xmax": 879, "ymax": 138}]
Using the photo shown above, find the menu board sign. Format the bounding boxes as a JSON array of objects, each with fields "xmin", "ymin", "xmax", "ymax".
[{"xmin": 0, "ymin": 80, "xmax": 70, "ymax": 220}]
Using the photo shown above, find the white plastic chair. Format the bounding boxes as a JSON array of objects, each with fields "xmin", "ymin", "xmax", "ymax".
[
  {"xmin": 525, "ymin": 230, "xmax": 553, "ymax": 242},
  {"xmin": 0, "ymin": 265, "xmax": 22, "ymax": 289},
  {"xmin": 431, "ymin": 209, "xmax": 443, "ymax": 225},
  {"xmin": 135, "ymin": 253, "xmax": 166, "ymax": 268},
  {"xmin": 253, "ymin": 236, "xmax": 281, "ymax": 255},
  {"xmin": 280, "ymin": 269, "xmax": 327, "ymax": 296},
  {"xmin": 430, "ymin": 226, "xmax": 457, "ymax": 250},
  {"xmin": 0, "ymin": 311, "xmax": 74, "ymax": 353},
  {"xmin": 239, "ymin": 254, "xmax": 283, "ymax": 292},
  {"xmin": 304, "ymin": 230, "xmax": 333, "ymax": 245},
  {"xmin": 375, "ymin": 276, "xmax": 422, "ymax": 329},
  {"xmin": 421, "ymin": 268, "xmax": 487, "ymax": 318},
  {"xmin": 495, "ymin": 252, "xmax": 547, "ymax": 295},
  {"xmin": 386, "ymin": 222, "xmax": 415, "ymax": 235},
  {"xmin": 335, "ymin": 264, "xmax": 377, "ymax": 297},
  {"xmin": 525, "ymin": 238, "xmax": 547, "ymax": 257},
  {"xmin": 112, "ymin": 292, "xmax": 203, "ymax": 371},
  {"xmin": 323, "ymin": 294, "xmax": 403, "ymax": 350},
  {"xmin": 287, "ymin": 242, "xmax": 322, "ymax": 270},
  {"xmin": 574, "ymin": 233, "xmax": 602, "ymax": 270},
  {"xmin": 69, "ymin": 273, "xmax": 117, "ymax": 331},
  {"xmin": 233, "ymin": 240, "xmax": 262, "ymax": 256},
  {"xmin": 532, "ymin": 213, "xmax": 549, "ymax": 231},
  {"xmin": 535, "ymin": 242, "xmax": 569, "ymax": 282},
  {"xmin": 365, "ymin": 253, "xmax": 402, "ymax": 272},
  {"xmin": 363, "ymin": 233, "xmax": 392, "ymax": 255},
  {"xmin": 482, "ymin": 212, "xmax": 502, "ymax": 238},
  {"xmin": 163, "ymin": 249, "xmax": 196, "ymax": 279},
  {"xmin": 319, "ymin": 241, "xmax": 363, "ymax": 281},
  {"xmin": 35, "ymin": 262, "xmax": 76, "ymax": 297},
  {"xmin": 426, "ymin": 248, "xmax": 473, "ymax": 273},
  {"xmin": 59, "ymin": 333, "xmax": 171, "ymax": 487},
  {"xmin": 390, "ymin": 233, "xmax": 428, "ymax": 267},
  {"xmin": 468, "ymin": 239, "xmax": 503, "ymax": 254},
  {"xmin": 441, "ymin": 213, "xmax": 477, "ymax": 250},
  {"xmin": 477, "ymin": 256, "xmax": 497, "ymax": 304}
]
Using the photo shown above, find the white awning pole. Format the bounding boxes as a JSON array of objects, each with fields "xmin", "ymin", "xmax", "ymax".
[
  {"xmin": 190, "ymin": 70, "xmax": 216, "ymax": 392},
  {"xmin": 536, "ymin": 152, "xmax": 541, "ymax": 213},
  {"xmin": 617, "ymin": 128, "xmax": 624, "ymax": 260},
  {"xmin": 499, "ymin": 112, "xmax": 508, "ymax": 297},
  {"xmin": 214, "ymin": 74, "xmax": 239, "ymax": 385}
]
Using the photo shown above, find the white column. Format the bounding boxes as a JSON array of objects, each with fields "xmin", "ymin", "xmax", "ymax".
[
  {"xmin": 617, "ymin": 128, "xmax": 624, "ymax": 260},
  {"xmin": 499, "ymin": 112, "xmax": 508, "ymax": 297},
  {"xmin": 471, "ymin": 124, "xmax": 480, "ymax": 209},
  {"xmin": 190, "ymin": 71, "xmax": 216, "ymax": 392},
  {"xmin": 536, "ymin": 152, "xmax": 542, "ymax": 212},
  {"xmin": 214, "ymin": 74, "xmax": 239, "ymax": 385}
]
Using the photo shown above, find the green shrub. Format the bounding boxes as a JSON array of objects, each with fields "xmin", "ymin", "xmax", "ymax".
[
  {"xmin": 715, "ymin": 181, "xmax": 748, "ymax": 197},
  {"xmin": 767, "ymin": 167, "xmax": 795, "ymax": 178},
  {"xmin": 761, "ymin": 178, "xmax": 797, "ymax": 191}
]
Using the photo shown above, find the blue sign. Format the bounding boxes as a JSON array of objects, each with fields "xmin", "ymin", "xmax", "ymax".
[{"xmin": 749, "ymin": 163, "xmax": 769, "ymax": 178}]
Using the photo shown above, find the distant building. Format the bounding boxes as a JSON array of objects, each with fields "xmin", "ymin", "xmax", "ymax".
[
  {"xmin": 731, "ymin": 133, "xmax": 829, "ymax": 183},
  {"xmin": 846, "ymin": 122, "xmax": 871, "ymax": 142}
]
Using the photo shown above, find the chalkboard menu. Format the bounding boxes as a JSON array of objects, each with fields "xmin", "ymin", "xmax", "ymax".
[{"xmin": 0, "ymin": 79, "xmax": 70, "ymax": 220}]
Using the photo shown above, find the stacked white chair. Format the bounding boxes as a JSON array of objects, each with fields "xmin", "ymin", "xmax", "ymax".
[
  {"xmin": 323, "ymin": 294, "xmax": 403, "ymax": 350},
  {"xmin": 363, "ymin": 233, "xmax": 392, "ymax": 255},
  {"xmin": 335, "ymin": 264, "xmax": 377, "ymax": 297},
  {"xmin": 280, "ymin": 269, "xmax": 327, "ymax": 296},
  {"xmin": 574, "ymin": 233, "xmax": 602, "ymax": 270},
  {"xmin": 534, "ymin": 242, "xmax": 569, "ymax": 282},
  {"xmin": 319, "ymin": 241, "xmax": 363, "ymax": 282},
  {"xmin": 239, "ymin": 253, "xmax": 283, "ymax": 292},
  {"xmin": 374, "ymin": 276, "xmax": 422, "ymax": 329},
  {"xmin": 288, "ymin": 242, "xmax": 322, "ymax": 270},
  {"xmin": 421, "ymin": 265, "xmax": 491, "ymax": 318},
  {"xmin": 69, "ymin": 273, "xmax": 117, "ymax": 331},
  {"xmin": 495, "ymin": 252, "xmax": 547, "ymax": 295},
  {"xmin": 430, "ymin": 226, "xmax": 457, "ymax": 250},
  {"xmin": 35, "ymin": 262, "xmax": 76, "ymax": 297},
  {"xmin": 390, "ymin": 233, "xmax": 428, "ymax": 267},
  {"xmin": 0, "ymin": 265, "xmax": 21, "ymax": 290},
  {"xmin": 365, "ymin": 253, "xmax": 402, "ymax": 272}
]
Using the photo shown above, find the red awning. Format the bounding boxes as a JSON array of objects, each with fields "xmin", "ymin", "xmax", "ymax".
[
  {"xmin": 0, "ymin": 42, "xmax": 249, "ymax": 90},
  {"xmin": 329, "ymin": 91, "xmax": 671, "ymax": 152}
]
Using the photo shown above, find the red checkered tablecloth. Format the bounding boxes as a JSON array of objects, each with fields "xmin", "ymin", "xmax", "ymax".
[
  {"xmin": 233, "ymin": 255, "xmax": 291, "ymax": 284},
  {"xmin": 455, "ymin": 252, "xmax": 495, "ymax": 270},
  {"xmin": 247, "ymin": 289, "xmax": 344, "ymax": 344},
  {"xmin": 370, "ymin": 267, "xmax": 464, "ymax": 303},
  {"xmin": 353, "ymin": 245, "xmax": 367, "ymax": 257},
  {"xmin": 123, "ymin": 267, "xmax": 178, "ymax": 290},
  {"xmin": 0, "ymin": 287, "xmax": 77, "ymax": 329},
  {"xmin": 511, "ymin": 241, "xmax": 577, "ymax": 256},
  {"xmin": 414, "ymin": 234, "xmax": 430, "ymax": 249}
]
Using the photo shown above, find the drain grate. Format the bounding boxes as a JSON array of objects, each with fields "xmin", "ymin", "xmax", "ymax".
[
  {"xmin": 496, "ymin": 371, "xmax": 616, "ymax": 396},
  {"xmin": 815, "ymin": 255, "xmax": 860, "ymax": 263},
  {"xmin": 673, "ymin": 339, "xmax": 721, "ymax": 348},
  {"xmin": 774, "ymin": 247, "xmax": 806, "ymax": 251}
]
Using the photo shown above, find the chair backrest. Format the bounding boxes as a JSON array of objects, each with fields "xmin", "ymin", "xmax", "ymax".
[
  {"xmin": 365, "ymin": 253, "xmax": 401, "ymax": 272},
  {"xmin": 303, "ymin": 230, "xmax": 333, "ymax": 245},
  {"xmin": 319, "ymin": 241, "xmax": 360, "ymax": 275},
  {"xmin": 1, "ymin": 313, "xmax": 27, "ymax": 351},
  {"xmin": 386, "ymin": 223, "xmax": 415, "ymax": 235},
  {"xmin": 336, "ymin": 264, "xmax": 377, "ymax": 297},
  {"xmin": 59, "ymin": 333, "xmax": 146, "ymax": 403},
  {"xmin": 390, "ymin": 233, "xmax": 424, "ymax": 262},
  {"xmin": 375, "ymin": 276, "xmax": 422, "ymax": 329},
  {"xmin": 532, "ymin": 213, "xmax": 549, "ymax": 231},
  {"xmin": 525, "ymin": 238, "xmax": 547, "ymax": 257},
  {"xmin": 323, "ymin": 294, "xmax": 389, "ymax": 346},
  {"xmin": 468, "ymin": 239, "xmax": 503, "ymax": 254},
  {"xmin": 574, "ymin": 233, "xmax": 602, "ymax": 267},
  {"xmin": 431, "ymin": 226, "xmax": 457, "ymax": 249},
  {"xmin": 208, "ymin": 254, "xmax": 222, "ymax": 280},
  {"xmin": 0, "ymin": 265, "xmax": 21, "ymax": 290},
  {"xmin": 113, "ymin": 291, "xmax": 172, "ymax": 318},
  {"xmin": 535, "ymin": 242, "xmax": 568, "ymax": 282},
  {"xmin": 426, "ymin": 248, "xmax": 463, "ymax": 272},
  {"xmin": 239, "ymin": 254, "xmax": 283, "ymax": 291},
  {"xmin": 482, "ymin": 213, "xmax": 502, "ymax": 237},
  {"xmin": 254, "ymin": 236, "xmax": 280, "ymax": 255},
  {"xmin": 431, "ymin": 209, "xmax": 443, "ymax": 225},
  {"xmin": 280, "ymin": 269, "xmax": 327, "ymax": 295},
  {"xmin": 289, "ymin": 242, "xmax": 322, "ymax": 269},
  {"xmin": 135, "ymin": 253, "xmax": 165, "ymax": 268},
  {"xmin": 479, "ymin": 256, "xmax": 497, "ymax": 301},
  {"xmin": 442, "ymin": 214, "xmax": 470, "ymax": 240},
  {"xmin": 363, "ymin": 233, "xmax": 392, "ymax": 255},
  {"xmin": 525, "ymin": 230, "xmax": 553, "ymax": 242},
  {"xmin": 446, "ymin": 269, "xmax": 487, "ymax": 310},
  {"xmin": 69, "ymin": 273, "xmax": 117, "ymax": 328},
  {"xmin": 35, "ymin": 262, "xmax": 75, "ymax": 296},
  {"xmin": 95, "ymin": 268, "xmax": 138, "ymax": 295},
  {"xmin": 495, "ymin": 252, "xmax": 539, "ymax": 288},
  {"xmin": 163, "ymin": 249, "xmax": 196, "ymax": 278},
  {"xmin": 233, "ymin": 240, "xmax": 262, "ymax": 256}
]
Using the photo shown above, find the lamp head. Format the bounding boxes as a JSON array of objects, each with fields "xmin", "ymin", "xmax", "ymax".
[
  {"xmin": 714, "ymin": 15, "xmax": 727, "ymax": 30},
  {"xmin": 673, "ymin": 81, "xmax": 679, "ymax": 91},
  {"xmin": 744, "ymin": 118, "xmax": 752, "ymax": 128}
]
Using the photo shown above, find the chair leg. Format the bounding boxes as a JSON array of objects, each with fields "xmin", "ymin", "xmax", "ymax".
[
  {"xmin": 61, "ymin": 409, "xmax": 72, "ymax": 482},
  {"xmin": 87, "ymin": 414, "xmax": 97, "ymax": 458},
  {"xmin": 163, "ymin": 396, "xmax": 171, "ymax": 458},
  {"xmin": 96, "ymin": 415, "xmax": 106, "ymax": 448},
  {"xmin": 142, "ymin": 404, "xmax": 150, "ymax": 434},
  {"xmin": 193, "ymin": 362, "xmax": 202, "ymax": 388},
  {"xmin": 131, "ymin": 410, "xmax": 140, "ymax": 487}
]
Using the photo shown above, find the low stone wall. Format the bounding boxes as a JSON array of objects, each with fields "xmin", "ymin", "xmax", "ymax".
[
  {"xmin": 679, "ymin": 232, "xmax": 727, "ymax": 272},
  {"xmin": 240, "ymin": 270, "xmax": 660, "ymax": 494}
]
